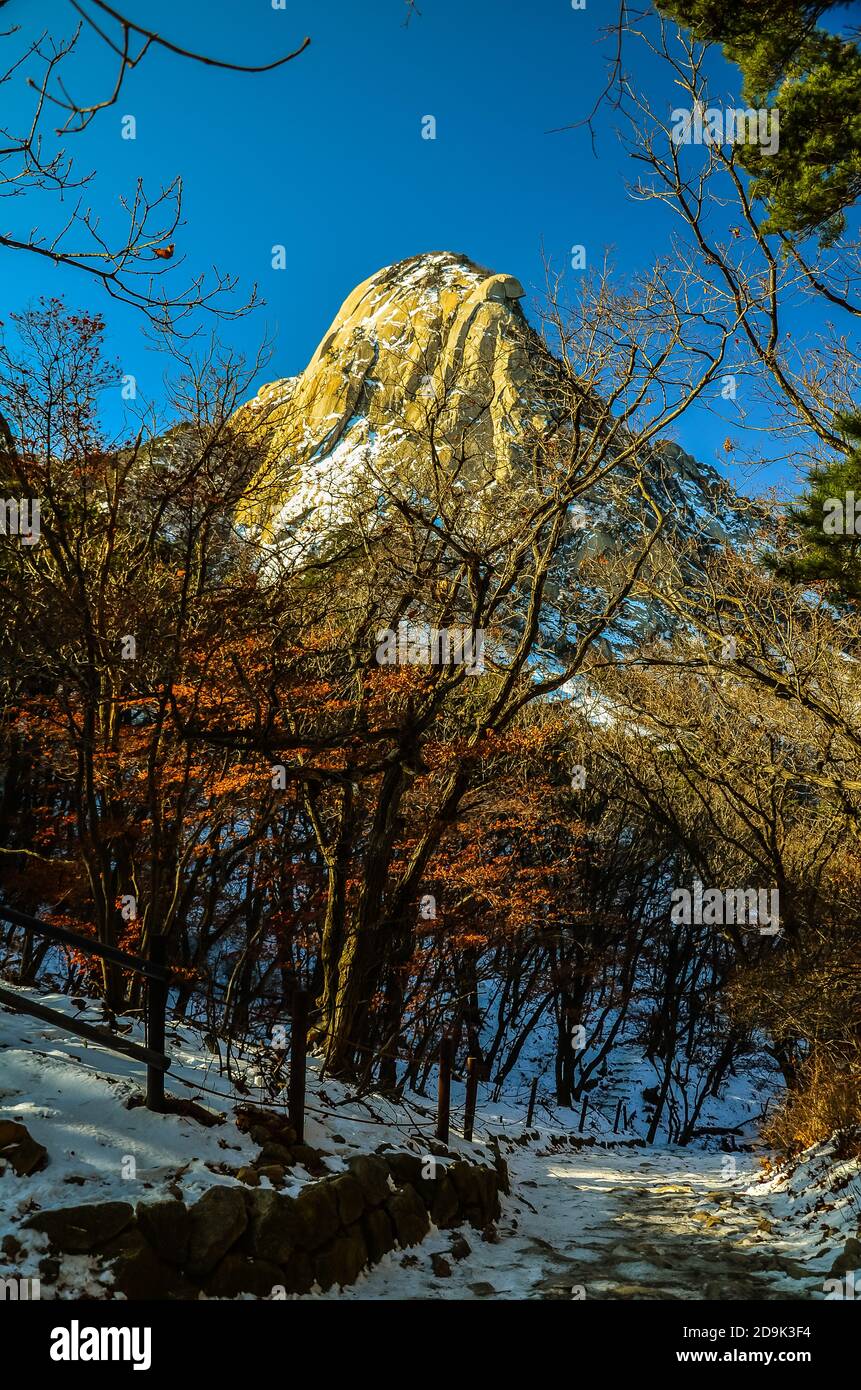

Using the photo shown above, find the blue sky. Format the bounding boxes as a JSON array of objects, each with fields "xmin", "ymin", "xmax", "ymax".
[{"xmin": 0, "ymin": 0, "xmax": 851, "ymax": 494}]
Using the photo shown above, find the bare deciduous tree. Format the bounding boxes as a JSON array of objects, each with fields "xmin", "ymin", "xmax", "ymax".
[{"xmin": 0, "ymin": 0, "xmax": 309, "ymax": 324}]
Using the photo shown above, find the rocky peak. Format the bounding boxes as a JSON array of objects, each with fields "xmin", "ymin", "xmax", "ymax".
[
  {"xmin": 236, "ymin": 252, "xmax": 538, "ymax": 545},
  {"xmin": 236, "ymin": 252, "xmax": 741, "ymax": 606}
]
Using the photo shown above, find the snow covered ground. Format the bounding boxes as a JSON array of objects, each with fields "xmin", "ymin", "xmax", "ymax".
[
  {"xmin": 1, "ymin": 984, "xmax": 858, "ymax": 1300},
  {"xmin": 322, "ymin": 1144, "xmax": 861, "ymax": 1301}
]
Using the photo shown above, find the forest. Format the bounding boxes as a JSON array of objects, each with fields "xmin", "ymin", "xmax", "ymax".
[{"xmin": 1, "ymin": 0, "xmax": 860, "ymax": 1337}]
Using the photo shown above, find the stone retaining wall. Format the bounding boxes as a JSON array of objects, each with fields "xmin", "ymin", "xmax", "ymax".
[{"xmin": 15, "ymin": 1149, "xmax": 509, "ymax": 1299}]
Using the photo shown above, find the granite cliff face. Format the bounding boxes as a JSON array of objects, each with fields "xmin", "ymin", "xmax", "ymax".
[
  {"xmin": 236, "ymin": 252, "xmax": 741, "ymax": 640},
  {"xmin": 236, "ymin": 252, "xmax": 552, "ymax": 548}
]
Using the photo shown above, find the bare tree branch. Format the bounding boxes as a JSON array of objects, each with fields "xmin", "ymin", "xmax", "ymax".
[{"xmin": 0, "ymin": 2, "xmax": 310, "ymax": 326}]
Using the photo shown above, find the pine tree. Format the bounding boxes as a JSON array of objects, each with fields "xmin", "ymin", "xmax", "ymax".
[
  {"xmin": 658, "ymin": 0, "xmax": 861, "ymax": 244},
  {"xmin": 770, "ymin": 415, "xmax": 861, "ymax": 601}
]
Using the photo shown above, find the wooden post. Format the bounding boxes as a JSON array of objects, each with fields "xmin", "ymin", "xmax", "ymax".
[
  {"xmin": 436, "ymin": 1035, "xmax": 453, "ymax": 1144},
  {"xmin": 289, "ymin": 988, "xmax": 308, "ymax": 1144},
  {"xmin": 578, "ymin": 1093, "xmax": 589, "ymax": 1133},
  {"xmin": 145, "ymin": 935, "xmax": 167, "ymax": 1113},
  {"xmin": 463, "ymin": 1055, "xmax": 479, "ymax": 1141},
  {"xmin": 613, "ymin": 1097, "xmax": 623, "ymax": 1134},
  {"xmin": 525, "ymin": 1075, "xmax": 539, "ymax": 1128}
]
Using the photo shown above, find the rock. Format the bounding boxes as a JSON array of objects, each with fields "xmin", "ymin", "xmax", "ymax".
[
  {"xmin": 386, "ymin": 1184, "xmax": 430, "ymax": 1248},
  {"xmin": 280, "ymin": 1250, "xmax": 315, "ymax": 1295},
  {"xmin": 236, "ymin": 1166, "xmax": 260, "ymax": 1186},
  {"xmin": 448, "ymin": 1161, "xmax": 481, "ymax": 1211},
  {"xmin": 329, "ymin": 1173, "xmax": 365, "ymax": 1226},
  {"xmin": 256, "ymin": 1165, "xmax": 287, "ymax": 1188},
  {"xmin": 449, "ymin": 1162, "xmax": 499, "ymax": 1226},
  {"xmin": 314, "ymin": 1227, "xmax": 368, "ymax": 1291},
  {"xmin": 431, "ymin": 1253, "xmax": 452, "ymax": 1278},
  {"xmin": 294, "ymin": 1182, "xmax": 339, "ymax": 1251},
  {"xmin": 291, "ymin": 1144, "xmax": 327, "ymax": 1174},
  {"xmin": 347, "ymin": 1154, "xmax": 391, "ymax": 1207},
  {"xmin": 537, "ymin": 1272, "xmax": 586, "ymax": 1299},
  {"xmin": 478, "ymin": 1168, "xmax": 501, "ymax": 1224},
  {"xmin": 0, "ymin": 1121, "xmax": 48, "ymax": 1177},
  {"xmin": 235, "ymin": 255, "xmax": 537, "ymax": 549},
  {"xmin": 39, "ymin": 1256, "xmax": 61, "ymax": 1283},
  {"xmin": 186, "ymin": 1187, "xmax": 247, "ymax": 1277},
  {"xmin": 2, "ymin": 1234, "xmax": 23, "ymax": 1259},
  {"xmin": 102, "ymin": 1228, "xmax": 195, "ymax": 1301},
  {"xmin": 23, "ymin": 1202, "xmax": 134, "ymax": 1254},
  {"xmin": 255, "ymin": 1142, "xmax": 294, "ymax": 1168},
  {"xmin": 449, "ymin": 1234, "xmax": 471, "ymax": 1261},
  {"xmin": 362, "ymin": 1206, "xmax": 395, "ymax": 1264},
  {"xmin": 135, "ymin": 1199, "xmax": 190, "ymax": 1267},
  {"xmin": 429, "ymin": 1174, "xmax": 460, "ymax": 1229},
  {"xmin": 386, "ymin": 1152, "xmax": 425, "ymax": 1189},
  {"xmin": 204, "ymin": 1161, "xmax": 240, "ymax": 1180},
  {"xmin": 492, "ymin": 1152, "xmax": 510, "ymax": 1197},
  {"xmin": 247, "ymin": 1190, "xmax": 303, "ymax": 1265},
  {"xmin": 235, "ymin": 1105, "xmax": 297, "ymax": 1149},
  {"xmin": 0, "ymin": 1120, "xmax": 30, "ymax": 1146},
  {"xmin": 829, "ymin": 1238, "xmax": 861, "ymax": 1277},
  {"xmin": 205, "ymin": 1254, "xmax": 285, "ymax": 1299}
]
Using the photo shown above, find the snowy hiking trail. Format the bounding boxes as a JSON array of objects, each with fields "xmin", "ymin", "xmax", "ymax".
[
  {"xmin": 511, "ymin": 1151, "xmax": 819, "ymax": 1301},
  {"xmin": 2, "ymin": 987, "xmax": 855, "ymax": 1303},
  {"xmin": 319, "ymin": 1147, "xmax": 833, "ymax": 1301}
]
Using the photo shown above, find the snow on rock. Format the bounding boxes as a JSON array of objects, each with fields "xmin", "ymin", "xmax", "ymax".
[
  {"xmin": 232, "ymin": 252, "xmax": 744, "ymax": 603},
  {"xmin": 235, "ymin": 252, "xmax": 534, "ymax": 556}
]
